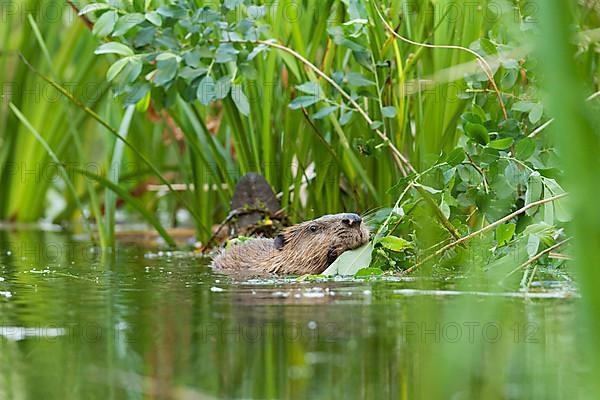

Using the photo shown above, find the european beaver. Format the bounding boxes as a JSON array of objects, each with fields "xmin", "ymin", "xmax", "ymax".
[{"xmin": 212, "ymin": 213, "xmax": 370, "ymax": 275}]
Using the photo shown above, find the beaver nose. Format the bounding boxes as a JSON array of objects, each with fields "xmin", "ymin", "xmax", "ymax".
[{"xmin": 342, "ymin": 213, "xmax": 362, "ymax": 226}]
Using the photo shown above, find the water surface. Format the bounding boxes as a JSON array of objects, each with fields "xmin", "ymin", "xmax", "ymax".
[{"xmin": 0, "ymin": 231, "xmax": 585, "ymax": 399}]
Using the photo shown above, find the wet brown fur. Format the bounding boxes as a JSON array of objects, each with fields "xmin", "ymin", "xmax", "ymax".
[{"xmin": 212, "ymin": 213, "xmax": 370, "ymax": 275}]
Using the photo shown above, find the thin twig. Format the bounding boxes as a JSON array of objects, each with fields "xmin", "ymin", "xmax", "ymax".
[
  {"xmin": 404, "ymin": 193, "xmax": 568, "ymax": 274},
  {"xmin": 371, "ymin": 0, "xmax": 508, "ymax": 120},
  {"xmin": 504, "ymin": 237, "xmax": 572, "ymax": 279}
]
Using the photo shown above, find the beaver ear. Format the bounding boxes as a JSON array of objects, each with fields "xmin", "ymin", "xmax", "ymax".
[{"xmin": 274, "ymin": 234, "xmax": 286, "ymax": 250}]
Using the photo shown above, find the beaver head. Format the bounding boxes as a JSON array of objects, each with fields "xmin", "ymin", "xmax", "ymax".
[
  {"xmin": 270, "ymin": 213, "xmax": 370, "ymax": 274},
  {"xmin": 212, "ymin": 213, "xmax": 370, "ymax": 275}
]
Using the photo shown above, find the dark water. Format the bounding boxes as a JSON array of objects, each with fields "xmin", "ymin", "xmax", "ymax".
[{"xmin": 0, "ymin": 231, "xmax": 586, "ymax": 399}]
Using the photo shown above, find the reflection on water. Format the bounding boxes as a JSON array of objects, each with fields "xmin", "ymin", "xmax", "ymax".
[{"xmin": 0, "ymin": 231, "xmax": 587, "ymax": 399}]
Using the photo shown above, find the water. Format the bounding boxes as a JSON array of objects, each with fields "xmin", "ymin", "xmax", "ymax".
[{"xmin": 0, "ymin": 231, "xmax": 586, "ymax": 399}]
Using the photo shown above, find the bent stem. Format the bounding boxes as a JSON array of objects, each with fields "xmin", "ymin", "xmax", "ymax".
[{"xmin": 255, "ymin": 40, "xmax": 416, "ymax": 175}]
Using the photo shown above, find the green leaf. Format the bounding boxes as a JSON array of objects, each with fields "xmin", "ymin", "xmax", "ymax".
[
  {"xmin": 378, "ymin": 236, "xmax": 414, "ymax": 252},
  {"xmin": 479, "ymin": 38, "xmax": 498, "ymax": 55},
  {"xmin": 247, "ymin": 44, "xmax": 268, "ymax": 60},
  {"xmin": 488, "ymin": 137, "xmax": 514, "ymax": 150},
  {"xmin": 543, "ymin": 178, "xmax": 571, "ymax": 222},
  {"xmin": 526, "ymin": 234, "xmax": 541, "ymax": 258},
  {"xmin": 95, "ymin": 42, "xmax": 133, "ymax": 56},
  {"xmin": 224, "ymin": 0, "xmax": 243, "ymax": 10},
  {"xmin": 413, "ymin": 183, "xmax": 442, "ymax": 194},
  {"xmin": 525, "ymin": 171, "xmax": 543, "ymax": 216},
  {"xmin": 197, "ymin": 75, "xmax": 216, "ymax": 105},
  {"xmin": 501, "ymin": 69, "xmax": 518, "ymax": 88},
  {"xmin": 446, "ymin": 148, "xmax": 466, "ymax": 166},
  {"xmin": 145, "ymin": 11, "xmax": 162, "ymax": 26},
  {"xmin": 381, "ymin": 106, "xmax": 397, "ymax": 118},
  {"xmin": 312, "ymin": 106, "xmax": 338, "ymax": 119},
  {"xmin": 231, "ymin": 84, "xmax": 250, "ymax": 115},
  {"xmin": 296, "ymin": 82, "xmax": 322, "ymax": 97},
  {"xmin": 289, "ymin": 95, "xmax": 319, "ymax": 110},
  {"xmin": 322, "ymin": 242, "xmax": 373, "ymax": 276},
  {"xmin": 370, "ymin": 120, "xmax": 383, "ymax": 130},
  {"xmin": 112, "ymin": 13, "xmax": 144, "ymax": 36},
  {"xmin": 512, "ymin": 101, "xmax": 535, "ymax": 113},
  {"xmin": 92, "ymin": 10, "xmax": 117, "ymax": 38},
  {"xmin": 79, "ymin": 3, "xmax": 111, "ymax": 15},
  {"xmin": 153, "ymin": 53, "xmax": 179, "ymax": 86},
  {"xmin": 110, "ymin": 58, "xmax": 142, "ymax": 87},
  {"xmin": 462, "ymin": 112, "xmax": 483, "ymax": 125},
  {"xmin": 346, "ymin": 72, "xmax": 375, "ymax": 87},
  {"xmin": 215, "ymin": 76, "xmax": 232, "ymax": 100},
  {"xmin": 345, "ymin": 0, "xmax": 369, "ymax": 20},
  {"xmin": 529, "ymin": 103, "xmax": 544, "ymax": 124},
  {"xmin": 215, "ymin": 43, "xmax": 239, "ymax": 63},
  {"xmin": 339, "ymin": 110, "xmax": 353, "ymax": 125},
  {"xmin": 496, "ymin": 223, "xmax": 516, "ymax": 246},
  {"xmin": 464, "ymin": 122, "xmax": 490, "ymax": 145},
  {"xmin": 106, "ymin": 58, "xmax": 129, "ymax": 81},
  {"xmin": 515, "ymin": 138, "xmax": 536, "ymax": 160}
]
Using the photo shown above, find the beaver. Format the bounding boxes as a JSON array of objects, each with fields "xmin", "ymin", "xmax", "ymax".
[{"xmin": 212, "ymin": 213, "xmax": 370, "ymax": 275}]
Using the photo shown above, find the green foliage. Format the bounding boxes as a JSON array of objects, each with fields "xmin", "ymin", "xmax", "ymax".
[{"xmin": 1, "ymin": 1, "xmax": 598, "ymax": 286}]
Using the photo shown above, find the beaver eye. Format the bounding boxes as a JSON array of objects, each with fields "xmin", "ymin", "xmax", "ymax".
[{"xmin": 309, "ymin": 225, "xmax": 318, "ymax": 233}]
